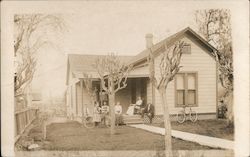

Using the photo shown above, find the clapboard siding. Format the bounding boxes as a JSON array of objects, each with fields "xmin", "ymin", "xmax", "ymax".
[
  {"xmin": 76, "ymin": 82, "xmax": 82, "ymax": 116},
  {"xmin": 154, "ymin": 35, "xmax": 216, "ymax": 115},
  {"xmin": 71, "ymin": 84, "xmax": 76, "ymax": 115},
  {"xmin": 75, "ymin": 82, "xmax": 92, "ymax": 116}
]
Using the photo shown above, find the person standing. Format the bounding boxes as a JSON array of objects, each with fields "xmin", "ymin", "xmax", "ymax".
[
  {"xmin": 93, "ymin": 101, "xmax": 101, "ymax": 126},
  {"xmin": 101, "ymin": 101, "xmax": 109, "ymax": 126},
  {"xmin": 114, "ymin": 102, "xmax": 123, "ymax": 126}
]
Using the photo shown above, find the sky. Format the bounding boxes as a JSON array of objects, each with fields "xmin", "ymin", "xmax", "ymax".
[{"xmin": 9, "ymin": 1, "xmax": 240, "ymax": 98}]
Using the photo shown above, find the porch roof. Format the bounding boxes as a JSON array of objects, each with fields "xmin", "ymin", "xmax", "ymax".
[
  {"xmin": 69, "ymin": 54, "xmax": 133, "ymax": 73},
  {"xmin": 66, "ymin": 54, "xmax": 133, "ymax": 84}
]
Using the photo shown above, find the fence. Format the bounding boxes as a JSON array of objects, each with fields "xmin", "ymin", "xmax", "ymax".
[{"xmin": 15, "ymin": 108, "xmax": 39, "ymax": 142}]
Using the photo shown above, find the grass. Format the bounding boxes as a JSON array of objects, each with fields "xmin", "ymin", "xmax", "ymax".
[
  {"xmin": 24, "ymin": 121, "xmax": 215, "ymax": 150},
  {"xmin": 153, "ymin": 119, "xmax": 234, "ymax": 140}
]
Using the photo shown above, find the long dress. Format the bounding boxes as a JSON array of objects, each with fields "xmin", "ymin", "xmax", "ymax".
[
  {"xmin": 115, "ymin": 105, "xmax": 123, "ymax": 125},
  {"xmin": 126, "ymin": 104, "xmax": 135, "ymax": 115},
  {"xmin": 93, "ymin": 106, "xmax": 101, "ymax": 122}
]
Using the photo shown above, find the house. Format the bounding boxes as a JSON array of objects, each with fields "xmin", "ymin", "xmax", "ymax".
[{"xmin": 65, "ymin": 27, "xmax": 218, "ymax": 123}]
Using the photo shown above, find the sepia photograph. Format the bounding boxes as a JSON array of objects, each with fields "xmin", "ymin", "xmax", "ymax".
[{"xmin": 1, "ymin": 1, "xmax": 249, "ymax": 157}]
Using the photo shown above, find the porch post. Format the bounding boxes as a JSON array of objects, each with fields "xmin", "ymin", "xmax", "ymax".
[
  {"xmin": 99, "ymin": 79, "xmax": 102, "ymax": 105},
  {"xmin": 80, "ymin": 79, "xmax": 84, "ymax": 117},
  {"xmin": 152, "ymin": 81, "xmax": 155, "ymax": 105}
]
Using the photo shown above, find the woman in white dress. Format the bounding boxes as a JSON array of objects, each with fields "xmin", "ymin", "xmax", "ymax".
[
  {"xmin": 93, "ymin": 101, "xmax": 101, "ymax": 126},
  {"xmin": 115, "ymin": 102, "xmax": 123, "ymax": 125},
  {"xmin": 126, "ymin": 104, "xmax": 135, "ymax": 115}
]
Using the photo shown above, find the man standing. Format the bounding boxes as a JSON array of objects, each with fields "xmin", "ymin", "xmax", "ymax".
[{"xmin": 142, "ymin": 103, "xmax": 155, "ymax": 123}]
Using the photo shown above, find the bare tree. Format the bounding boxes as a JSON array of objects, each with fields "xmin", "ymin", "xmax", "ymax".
[
  {"xmin": 195, "ymin": 9, "xmax": 233, "ymax": 126},
  {"xmin": 93, "ymin": 53, "xmax": 132, "ymax": 135},
  {"xmin": 82, "ymin": 73, "xmax": 98, "ymax": 104},
  {"xmin": 14, "ymin": 14, "xmax": 65, "ymax": 95},
  {"xmin": 148, "ymin": 41, "xmax": 184, "ymax": 157}
]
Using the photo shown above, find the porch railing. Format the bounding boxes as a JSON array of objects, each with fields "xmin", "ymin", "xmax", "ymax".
[{"xmin": 15, "ymin": 107, "xmax": 39, "ymax": 142}]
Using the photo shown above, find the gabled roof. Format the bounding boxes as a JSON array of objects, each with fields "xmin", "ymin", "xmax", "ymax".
[
  {"xmin": 66, "ymin": 27, "xmax": 218, "ymax": 85},
  {"xmin": 66, "ymin": 54, "xmax": 133, "ymax": 85},
  {"xmin": 127, "ymin": 27, "xmax": 217, "ymax": 66}
]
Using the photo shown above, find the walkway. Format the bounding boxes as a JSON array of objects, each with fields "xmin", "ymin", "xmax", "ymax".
[{"xmin": 129, "ymin": 124, "xmax": 234, "ymax": 150}]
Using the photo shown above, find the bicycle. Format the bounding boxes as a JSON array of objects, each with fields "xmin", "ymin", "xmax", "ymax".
[
  {"xmin": 81, "ymin": 106, "xmax": 95, "ymax": 129},
  {"xmin": 176, "ymin": 105, "xmax": 197, "ymax": 123},
  {"xmin": 82, "ymin": 114, "xmax": 95, "ymax": 128}
]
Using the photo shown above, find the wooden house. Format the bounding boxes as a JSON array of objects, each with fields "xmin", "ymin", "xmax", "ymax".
[{"xmin": 66, "ymin": 27, "xmax": 218, "ymax": 123}]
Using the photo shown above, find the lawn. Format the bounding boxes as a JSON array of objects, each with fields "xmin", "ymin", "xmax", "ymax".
[
  {"xmin": 25, "ymin": 121, "xmax": 214, "ymax": 150},
  {"xmin": 153, "ymin": 119, "xmax": 234, "ymax": 140}
]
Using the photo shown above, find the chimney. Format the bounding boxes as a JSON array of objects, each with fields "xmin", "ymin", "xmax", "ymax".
[{"xmin": 145, "ymin": 33, "xmax": 153, "ymax": 49}]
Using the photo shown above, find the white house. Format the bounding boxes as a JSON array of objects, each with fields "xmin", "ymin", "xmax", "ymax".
[{"xmin": 65, "ymin": 27, "xmax": 218, "ymax": 123}]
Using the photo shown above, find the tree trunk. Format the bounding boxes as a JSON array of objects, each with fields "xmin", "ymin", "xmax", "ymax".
[
  {"xmin": 225, "ymin": 91, "xmax": 233, "ymax": 127},
  {"xmin": 109, "ymin": 93, "xmax": 116, "ymax": 135},
  {"xmin": 159, "ymin": 87, "xmax": 173, "ymax": 157}
]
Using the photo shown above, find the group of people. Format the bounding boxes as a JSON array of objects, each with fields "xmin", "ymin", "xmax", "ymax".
[
  {"xmin": 92, "ymin": 96, "xmax": 155, "ymax": 126},
  {"xmin": 93, "ymin": 101, "xmax": 123, "ymax": 126},
  {"xmin": 126, "ymin": 97, "xmax": 155, "ymax": 123}
]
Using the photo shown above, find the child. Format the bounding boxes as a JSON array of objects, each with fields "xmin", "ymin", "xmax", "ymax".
[{"xmin": 93, "ymin": 101, "xmax": 101, "ymax": 126}]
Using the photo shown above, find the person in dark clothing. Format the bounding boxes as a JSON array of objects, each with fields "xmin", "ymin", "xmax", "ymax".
[{"xmin": 141, "ymin": 103, "xmax": 155, "ymax": 123}]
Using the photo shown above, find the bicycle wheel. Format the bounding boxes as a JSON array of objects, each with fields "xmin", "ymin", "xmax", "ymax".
[
  {"xmin": 189, "ymin": 110, "xmax": 197, "ymax": 122},
  {"xmin": 83, "ymin": 116, "xmax": 95, "ymax": 128},
  {"xmin": 177, "ymin": 111, "xmax": 186, "ymax": 123}
]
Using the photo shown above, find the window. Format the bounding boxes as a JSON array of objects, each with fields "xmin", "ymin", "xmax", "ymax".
[
  {"xmin": 181, "ymin": 44, "xmax": 191, "ymax": 54},
  {"xmin": 176, "ymin": 74, "xmax": 185, "ymax": 106},
  {"xmin": 175, "ymin": 72, "xmax": 198, "ymax": 107}
]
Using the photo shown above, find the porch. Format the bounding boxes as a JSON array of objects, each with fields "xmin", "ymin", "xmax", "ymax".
[{"xmin": 115, "ymin": 77, "xmax": 150, "ymax": 114}]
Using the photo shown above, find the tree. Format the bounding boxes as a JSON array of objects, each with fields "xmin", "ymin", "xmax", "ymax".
[
  {"xmin": 94, "ymin": 53, "xmax": 132, "ymax": 135},
  {"xmin": 148, "ymin": 41, "xmax": 184, "ymax": 157},
  {"xmin": 14, "ymin": 14, "xmax": 65, "ymax": 95},
  {"xmin": 195, "ymin": 9, "xmax": 233, "ymax": 126},
  {"xmin": 81, "ymin": 73, "xmax": 98, "ymax": 117},
  {"xmin": 82, "ymin": 73, "xmax": 98, "ymax": 104}
]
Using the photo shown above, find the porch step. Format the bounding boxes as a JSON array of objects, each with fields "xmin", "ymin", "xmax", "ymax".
[{"xmin": 122, "ymin": 114, "xmax": 144, "ymax": 124}]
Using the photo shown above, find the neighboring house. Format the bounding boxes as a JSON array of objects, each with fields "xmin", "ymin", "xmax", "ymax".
[
  {"xmin": 66, "ymin": 27, "xmax": 218, "ymax": 122},
  {"xmin": 31, "ymin": 92, "xmax": 43, "ymax": 110}
]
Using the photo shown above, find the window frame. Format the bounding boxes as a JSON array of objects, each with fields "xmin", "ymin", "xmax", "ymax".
[
  {"xmin": 181, "ymin": 43, "xmax": 191, "ymax": 54},
  {"xmin": 175, "ymin": 72, "xmax": 198, "ymax": 107}
]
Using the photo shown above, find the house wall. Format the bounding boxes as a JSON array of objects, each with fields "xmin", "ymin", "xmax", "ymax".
[
  {"xmin": 75, "ymin": 82, "xmax": 93, "ymax": 116},
  {"xmin": 71, "ymin": 84, "xmax": 77, "ymax": 116},
  {"xmin": 154, "ymin": 35, "xmax": 217, "ymax": 116},
  {"xmin": 66, "ymin": 87, "xmax": 71, "ymax": 117}
]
